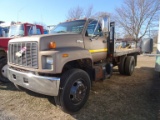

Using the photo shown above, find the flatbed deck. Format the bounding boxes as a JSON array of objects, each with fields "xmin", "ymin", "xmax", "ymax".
[{"xmin": 114, "ymin": 48, "xmax": 140, "ymax": 57}]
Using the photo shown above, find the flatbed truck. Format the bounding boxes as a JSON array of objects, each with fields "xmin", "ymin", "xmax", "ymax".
[{"xmin": 7, "ymin": 15, "xmax": 143, "ymax": 113}]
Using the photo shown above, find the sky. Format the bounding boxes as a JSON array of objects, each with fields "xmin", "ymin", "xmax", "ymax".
[{"xmin": 0, "ymin": 0, "xmax": 123, "ymax": 26}]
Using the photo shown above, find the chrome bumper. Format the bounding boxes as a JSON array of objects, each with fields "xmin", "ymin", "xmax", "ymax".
[{"xmin": 7, "ymin": 68, "xmax": 60, "ymax": 96}]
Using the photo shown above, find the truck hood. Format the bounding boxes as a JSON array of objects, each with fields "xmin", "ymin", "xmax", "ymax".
[
  {"xmin": 0, "ymin": 36, "xmax": 25, "ymax": 51},
  {"xmin": 9, "ymin": 33, "xmax": 84, "ymax": 50},
  {"xmin": 0, "ymin": 37, "xmax": 12, "ymax": 51}
]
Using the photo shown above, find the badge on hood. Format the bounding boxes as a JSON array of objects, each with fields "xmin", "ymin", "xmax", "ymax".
[{"xmin": 15, "ymin": 47, "xmax": 27, "ymax": 57}]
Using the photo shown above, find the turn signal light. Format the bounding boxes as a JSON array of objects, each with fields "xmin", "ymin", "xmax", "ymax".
[
  {"xmin": 49, "ymin": 42, "xmax": 56, "ymax": 49},
  {"xmin": 62, "ymin": 54, "xmax": 69, "ymax": 57}
]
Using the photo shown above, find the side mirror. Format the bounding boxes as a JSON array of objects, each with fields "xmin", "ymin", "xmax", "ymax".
[
  {"xmin": 101, "ymin": 15, "xmax": 110, "ymax": 38},
  {"xmin": 101, "ymin": 15, "xmax": 109, "ymax": 32},
  {"xmin": 140, "ymin": 38, "xmax": 153, "ymax": 54}
]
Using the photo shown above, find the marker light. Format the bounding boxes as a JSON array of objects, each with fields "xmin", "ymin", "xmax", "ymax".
[
  {"xmin": 62, "ymin": 54, "xmax": 69, "ymax": 57},
  {"xmin": 49, "ymin": 42, "xmax": 56, "ymax": 49}
]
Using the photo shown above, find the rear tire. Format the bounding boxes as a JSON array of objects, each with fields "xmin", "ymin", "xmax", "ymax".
[
  {"xmin": 124, "ymin": 56, "xmax": 135, "ymax": 76},
  {"xmin": 54, "ymin": 69, "xmax": 91, "ymax": 113},
  {"xmin": 0, "ymin": 57, "xmax": 10, "ymax": 83},
  {"xmin": 118, "ymin": 56, "xmax": 126, "ymax": 75}
]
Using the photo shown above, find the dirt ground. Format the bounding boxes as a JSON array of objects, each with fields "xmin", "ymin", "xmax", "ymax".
[{"xmin": 0, "ymin": 55, "xmax": 160, "ymax": 120}]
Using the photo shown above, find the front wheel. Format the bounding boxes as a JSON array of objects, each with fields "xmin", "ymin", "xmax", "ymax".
[
  {"xmin": 0, "ymin": 57, "xmax": 10, "ymax": 83},
  {"xmin": 55, "ymin": 69, "xmax": 91, "ymax": 113}
]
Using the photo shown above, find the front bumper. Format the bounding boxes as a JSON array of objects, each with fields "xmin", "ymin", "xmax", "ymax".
[{"xmin": 7, "ymin": 68, "xmax": 60, "ymax": 96}]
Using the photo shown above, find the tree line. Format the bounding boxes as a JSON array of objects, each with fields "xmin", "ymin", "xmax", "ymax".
[{"xmin": 66, "ymin": 0, "xmax": 160, "ymax": 42}]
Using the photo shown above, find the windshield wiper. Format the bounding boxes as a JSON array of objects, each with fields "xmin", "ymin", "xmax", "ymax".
[
  {"xmin": 57, "ymin": 31, "xmax": 67, "ymax": 33},
  {"xmin": 10, "ymin": 35, "xmax": 15, "ymax": 37},
  {"xmin": 16, "ymin": 34, "xmax": 24, "ymax": 37}
]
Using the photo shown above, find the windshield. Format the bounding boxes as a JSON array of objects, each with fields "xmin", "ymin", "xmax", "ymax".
[
  {"xmin": 8, "ymin": 24, "xmax": 24, "ymax": 37},
  {"xmin": 50, "ymin": 20, "xmax": 86, "ymax": 34}
]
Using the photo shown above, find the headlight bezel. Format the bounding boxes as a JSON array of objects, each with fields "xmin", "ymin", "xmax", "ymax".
[{"xmin": 42, "ymin": 56, "xmax": 54, "ymax": 70}]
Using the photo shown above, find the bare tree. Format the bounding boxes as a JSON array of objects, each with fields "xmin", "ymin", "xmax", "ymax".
[
  {"xmin": 67, "ymin": 5, "xmax": 94, "ymax": 19},
  {"xmin": 115, "ymin": 0, "xmax": 160, "ymax": 41},
  {"xmin": 67, "ymin": 6, "xmax": 84, "ymax": 19},
  {"xmin": 93, "ymin": 11, "xmax": 110, "ymax": 20},
  {"xmin": 85, "ymin": 5, "xmax": 94, "ymax": 18}
]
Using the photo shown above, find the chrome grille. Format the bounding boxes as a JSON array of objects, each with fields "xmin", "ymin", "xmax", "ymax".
[{"xmin": 9, "ymin": 42, "xmax": 38, "ymax": 68}]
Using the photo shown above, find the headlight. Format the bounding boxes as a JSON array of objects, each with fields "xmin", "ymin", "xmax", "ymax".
[
  {"xmin": 46, "ymin": 56, "xmax": 53, "ymax": 65},
  {"xmin": 42, "ymin": 56, "xmax": 53, "ymax": 69}
]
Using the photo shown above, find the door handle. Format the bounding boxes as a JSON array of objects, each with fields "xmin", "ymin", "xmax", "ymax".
[{"xmin": 77, "ymin": 40, "xmax": 83, "ymax": 43}]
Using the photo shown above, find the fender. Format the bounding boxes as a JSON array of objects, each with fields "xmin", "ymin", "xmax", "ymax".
[
  {"xmin": 0, "ymin": 37, "xmax": 10, "ymax": 51},
  {"xmin": 54, "ymin": 47, "xmax": 93, "ymax": 73}
]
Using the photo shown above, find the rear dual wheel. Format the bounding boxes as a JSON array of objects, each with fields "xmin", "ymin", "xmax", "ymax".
[
  {"xmin": 125, "ymin": 56, "xmax": 135, "ymax": 76},
  {"xmin": 118, "ymin": 56, "xmax": 135, "ymax": 76},
  {"xmin": 118, "ymin": 56, "xmax": 126, "ymax": 75},
  {"xmin": 54, "ymin": 69, "xmax": 91, "ymax": 113}
]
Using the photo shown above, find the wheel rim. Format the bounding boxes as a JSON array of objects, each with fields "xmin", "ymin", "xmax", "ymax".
[
  {"xmin": 69, "ymin": 79, "xmax": 87, "ymax": 104},
  {"xmin": 1, "ymin": 64, "xmax": 8, "ymax": 78}
]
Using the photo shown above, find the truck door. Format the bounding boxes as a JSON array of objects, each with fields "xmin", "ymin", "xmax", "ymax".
[{"xmin": 83, "ymin": 20, "xmax": 107, "ymax": 62}]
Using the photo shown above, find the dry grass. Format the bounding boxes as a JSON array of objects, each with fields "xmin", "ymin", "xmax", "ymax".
[{"xmin": 0, "ymin": 55, "xmax": 160, "ymax": 120}]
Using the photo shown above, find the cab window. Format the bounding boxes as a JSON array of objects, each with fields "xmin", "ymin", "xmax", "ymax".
[
  {"xmin": 36, "ymin": 28, "xmax": 41, "ymax": 35},
  {"xmin": 27, "ymin": 26, "xmax": 42, "ymax": 35},
  {"xmin": 86, "ymin": 20, "xmax": 102, "ymax": 37}
]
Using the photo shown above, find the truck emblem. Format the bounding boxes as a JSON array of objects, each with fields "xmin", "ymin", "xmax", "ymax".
[{"xmin": 15, "ymin": 47, "xmax": 27, "ymax": 57}]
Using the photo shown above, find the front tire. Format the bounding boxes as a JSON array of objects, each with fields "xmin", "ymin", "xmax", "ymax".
[
  {"xmin": 0, "ymin": 57, "xmax": 10, "ymax": 83},
  {"xmin": 55, "ymin": 69, "xmax": 91, "ymax": 113}
]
